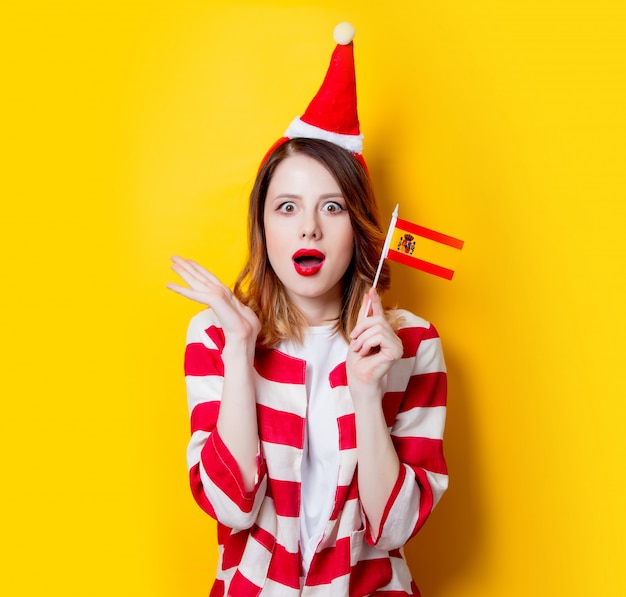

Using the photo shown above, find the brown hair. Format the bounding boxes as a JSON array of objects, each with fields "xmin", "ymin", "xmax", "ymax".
[{"xmin": 233, "ymin": 138, "xmax": 391, "ymax": 348}]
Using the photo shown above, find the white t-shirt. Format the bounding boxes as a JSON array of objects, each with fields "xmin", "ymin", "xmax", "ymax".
[{"xmin": 279, "ymin": 325, "xmax": 348, "ymax": 574}]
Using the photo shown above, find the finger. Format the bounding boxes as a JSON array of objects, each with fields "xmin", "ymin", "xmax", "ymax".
[
  {"xmin": 351, "ymin": 291, "xmax": 375, "ymax": 339},
  {"xmin": 356, "ymin": 330, "xmax": 385, "ymax": 356},
  {"xmin": 351, "ymin": 321, "xmax": 384, "ymax": 353},
  {"xmin": 171, "ymin": 256, "xmax": 209, "ymax": 286},
  {"xmin": 170, "ymin": 256, "xmax": 225, "ymax": 291},
  {"xmin": 171, "ymin": 262, "xmax": 212, "ymax": 290},
  {"xmin": 352, "ymin": 321, "xmax": 402, "ymax": 358},
  {"xmin": 354, "ymin": 335, "xmax": 399, "ymax": 362},
  {"xmin": 166, "ymin": 282, "xmax": 210, "ymax": 303},
  {"xmin": 170, "ymin": 259, "xmax": 232, "ymax": 298},
  {"xmin": 352, "ymin": 290, "xmax": 387, "ymax": 346},
  {"xmin": 166, "ymin": 281, "xmax": 234, "ymax": 310},
  {"xmin": 368, "ymin": 288, "xmax": 384, "ymax": 317},
  {"xmin": 166, "ymin": 282, "xmax": 200, "ymax": 297},
  {"xmin": 186, "ymin": 259, "xmax": 227, "ymax": 288},
  {"xmin": 357, "ymin": 288, "xmax": 381, "ymax": 321}
]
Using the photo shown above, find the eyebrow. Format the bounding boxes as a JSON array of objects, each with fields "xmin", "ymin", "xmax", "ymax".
[{"xmin": 271, "ymin": 193, "xmax": 344, "ymax": 201}]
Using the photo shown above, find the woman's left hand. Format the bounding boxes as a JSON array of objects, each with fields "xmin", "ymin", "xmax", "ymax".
[{"xmin": 346, "ymin": 288, "xmax": 403, "ymax": 400}]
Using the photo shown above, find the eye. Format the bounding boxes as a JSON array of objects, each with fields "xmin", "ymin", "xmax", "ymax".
[
  {"xmin": 322, "ymin": 201, "xmax": 345, "ymax": 213},
  {"xmin": 278, "ymin": 201, "xmax": 297, "ymax": 213}
]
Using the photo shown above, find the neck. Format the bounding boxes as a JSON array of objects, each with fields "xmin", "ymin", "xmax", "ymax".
[{"xmin": 287, "ymin": 294, "xmax": 342, "ymax": 327}]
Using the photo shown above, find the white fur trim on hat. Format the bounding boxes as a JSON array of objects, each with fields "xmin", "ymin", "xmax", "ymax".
[{"xmin": 284, "ymin": 117, "xmax": 364, "ymax": 154}]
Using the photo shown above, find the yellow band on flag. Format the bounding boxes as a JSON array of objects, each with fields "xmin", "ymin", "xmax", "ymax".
[{"xmin": 386, "ymin": 216, "xmax": 464, "ymax": 280}]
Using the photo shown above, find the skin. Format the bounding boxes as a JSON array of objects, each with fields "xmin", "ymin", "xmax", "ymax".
[
  {"xmin": 168, "ymin": 154, "xmax": 404, "ymax": 539},
  {"xmin": 348, "ymin": 287, "xmax": 403, "ymax": 539},
  {"xmin": 263, "ymin": 154, "xmax": 355, "ymax": 325},
  {"xmin": 167, "ymin": 257, "xmax": 261, "ymax": 491}
]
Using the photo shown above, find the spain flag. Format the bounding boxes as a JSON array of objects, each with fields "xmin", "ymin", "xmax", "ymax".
[{"xmin": 374, "ymin": 205, "xmax": 464, "ymax": 284}]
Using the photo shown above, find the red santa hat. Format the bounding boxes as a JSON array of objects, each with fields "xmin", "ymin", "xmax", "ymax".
[{"xmin": 261, "ymin": 22, "xmax": 366, "ymax": 168}]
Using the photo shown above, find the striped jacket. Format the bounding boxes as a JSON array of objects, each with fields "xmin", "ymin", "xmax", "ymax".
[{"xmin": 184, "ymin": 308, "xmax": 448, "ymax": 596}]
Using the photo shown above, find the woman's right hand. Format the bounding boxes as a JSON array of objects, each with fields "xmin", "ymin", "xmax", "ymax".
[
  {"xmin": 171, "ymin": 256, "xmax": 261, "ymax": 491},
  {"xmin": 167, "ymin": 256, "xmax": 261, "ymax": 345}
]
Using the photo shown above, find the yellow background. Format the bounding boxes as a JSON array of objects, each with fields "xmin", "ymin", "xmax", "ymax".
[{"xmin": 2, "ymin": 1, "xmax": 625, "ymax": 595}]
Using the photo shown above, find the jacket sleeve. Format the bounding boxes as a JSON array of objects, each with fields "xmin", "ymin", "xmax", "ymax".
[
  {"xmin": 366, "ymin": 314, "xmax": 448, "ymax": 550},
  {"xmin": 184, "ymin": 309, "xmax": 267, "ymax": 530}
]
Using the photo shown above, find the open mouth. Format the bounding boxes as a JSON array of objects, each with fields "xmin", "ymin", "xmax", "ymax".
[{"xmin": 292, "ymin": 249, "xmax": 325, "ymax": 276}]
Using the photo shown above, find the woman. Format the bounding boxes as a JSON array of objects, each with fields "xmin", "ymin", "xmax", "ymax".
[{"xmin": 168, "ymin": 138, "xmax": 448, "ymax": 596}]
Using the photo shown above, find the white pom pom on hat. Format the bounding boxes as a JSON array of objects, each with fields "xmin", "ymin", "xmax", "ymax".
[
  {"xmin": 261, "ymin": 22, "xmax": 366, "ymax": 169},
  {"xmin": 333, "ymin": 22, "xmax": 356, "ymax": 45}
]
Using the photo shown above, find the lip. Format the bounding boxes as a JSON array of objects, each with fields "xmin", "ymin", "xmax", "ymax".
[{"xmin": 292, "ymin": 248, "xmax": 325, "ymax": 276}]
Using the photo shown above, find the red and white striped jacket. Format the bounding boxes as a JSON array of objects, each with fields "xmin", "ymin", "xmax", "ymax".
[{"xmin": 184, "ymin": 308, "xmax": 448, "ymax": 596}]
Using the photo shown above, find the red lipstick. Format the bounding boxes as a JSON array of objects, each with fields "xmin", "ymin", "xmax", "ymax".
[{"xmin": 292, "ymin": 249, "xmax": 325, "ymax": 276}]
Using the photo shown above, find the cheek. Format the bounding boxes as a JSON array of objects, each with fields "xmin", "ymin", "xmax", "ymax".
[
  {"xmin": 340, "ymin": 225, "xmax": 355, "ymax": 256},
  {"xmin": 264, "ymin": 222, "xmax": 286, "ymax": 261},
  {"xmin": 336, "ymin": 227, "xmax": 355, "ymax": 273}
]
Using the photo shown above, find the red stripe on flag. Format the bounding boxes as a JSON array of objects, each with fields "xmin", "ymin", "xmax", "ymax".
[
  {"xmin": 387, "ymin": 249, "xmax": 455, "ymax": 280},
  {"xmin": 395, "ymin": 218, "xmax": 464, "ymax": 250}
]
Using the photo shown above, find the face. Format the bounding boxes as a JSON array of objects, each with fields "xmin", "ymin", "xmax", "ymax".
[{"xmin": 263, "ymin": 153, "xmax": 354, "ymax": 324}]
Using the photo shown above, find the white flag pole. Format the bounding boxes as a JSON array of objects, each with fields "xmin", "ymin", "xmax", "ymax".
[{"xmin": 365, "ymin": 204, "xmax": 399, "ymax": 316}]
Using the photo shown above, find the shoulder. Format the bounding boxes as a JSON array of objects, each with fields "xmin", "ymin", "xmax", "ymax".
[
  {"xmin": 186, "ymin": 308, "xmax": 225, "ymax": 350},
  {"xmin": 387, "ymin": 308, "xmax": 438, "ymax": 334},
  {"xmin": 387, "ymin": 309, "xmax": 443, "ymax": 360},
  {"xmin": 188, "ymin": 308, "xmax": 221, "ymax": 330}
]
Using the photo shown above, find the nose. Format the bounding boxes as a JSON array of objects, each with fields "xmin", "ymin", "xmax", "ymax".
[
  {"xmin": 300, "ymin": 228, "xmax": 318, "ymax": 239},
  {"xmin": 299, "ymin": 212, "xmax": 321, "ymax": 239}
]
